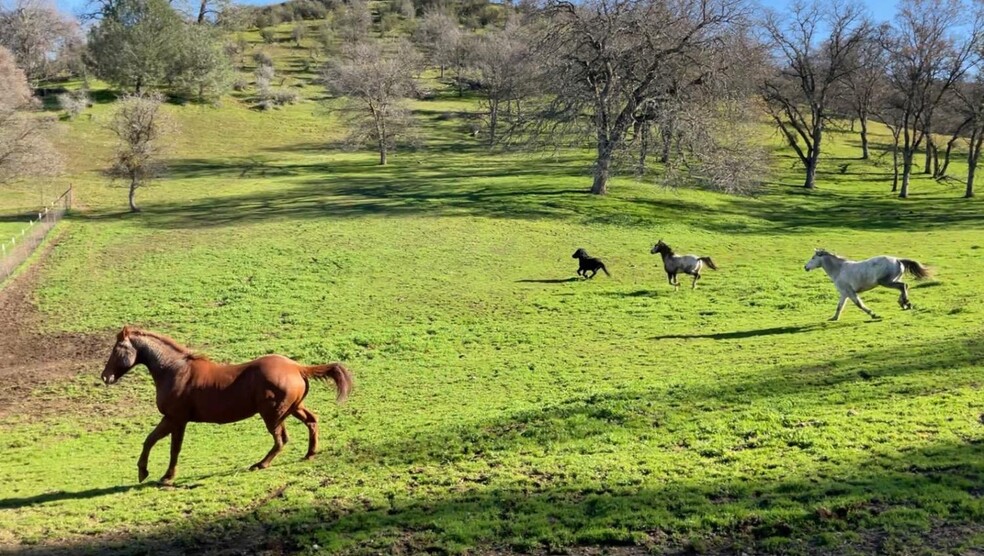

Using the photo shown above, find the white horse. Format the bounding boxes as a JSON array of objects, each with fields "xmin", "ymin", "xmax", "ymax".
[
  {"xmin": 804, "ymin": 249, "xmax": 932, "ymax": 321},
  {"xmin": 650, "ymin": 239, "xmax": 718, "ymax": 289}
]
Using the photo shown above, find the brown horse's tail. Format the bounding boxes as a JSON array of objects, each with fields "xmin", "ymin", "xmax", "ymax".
[
  {"xmin": 900, "ymin": 259, "xmax": 932, "ymax": 280},
  {"xmin": 699, "ymin": 257, "xmax": 718, "ymax": 271},
  {"xmin": 302, "ymin": 363, "xmax": 353, "ymax": 403}
]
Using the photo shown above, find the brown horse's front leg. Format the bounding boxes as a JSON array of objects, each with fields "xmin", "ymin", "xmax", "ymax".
[
  {"xmin": 137, "ymin": 417, "xmax": 174, "ymax": 483},
  {"xmin": 161, "ymin": 421, "xmax": 187, "ymax": 485}
]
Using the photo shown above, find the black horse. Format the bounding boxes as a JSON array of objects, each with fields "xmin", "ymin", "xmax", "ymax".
[{"xmin": 572, "ymin": 248, "xmax": 611, "ymax": 279}]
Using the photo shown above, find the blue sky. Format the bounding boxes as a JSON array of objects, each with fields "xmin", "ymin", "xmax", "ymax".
[
  {"xmin": 54, "ymin": 0, "xmax": 275, "ymax": 17},
  {"xmin": 759, "ymin": 0, "xmax": 899, "ymax": 21},
  {"xmin": 54, "ymin": 0, "xmax": 900, "ymax": 21}
]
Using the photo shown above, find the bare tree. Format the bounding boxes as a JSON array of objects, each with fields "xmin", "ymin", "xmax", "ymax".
[
  {"xmin": 323, "ymin": 41, "xmax": 422, "ymax": 165},
  {"xmin": 412, "ymin": 11, "xmax": 459, "ymax": 78},
  {"xmin": 471, "ymin": 23, "xmax": 533, "ymax": 144},
  {"xmin": 882, "ymin": 0, "xmax": 981, "ymax": 198},
  {"xmin": 0, "ymin": 46, "xmax": 61, "ymax": 185},
  {"xmin": 841, "ymin": 26, "xmax": 887, "ymax": 160},
  {"xmin": 761, "ymin": 1, "xmax": 870, "ymax": 189},
  {"xmin": 334, "ymin": 0, "xmax": 371, "ymax": 45},
  {"xmin": 0, "ymin": 0, "xmax": 78, "ymax": 87},
  {"xmin": 529, "ymin": 0, "xmax": 751, "ymax": 195},
  {"xmin": 953, "ymin": 54, "xmax": 984, "ymax": 197},
  {"xmin": 108, "ymin": 93, "xmax": 175, "ymax": 212}
]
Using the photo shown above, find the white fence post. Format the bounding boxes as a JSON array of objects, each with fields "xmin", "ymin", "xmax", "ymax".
[{"xmin": 0, "ymin": 185, "xmax": 73, "ymax": 284}]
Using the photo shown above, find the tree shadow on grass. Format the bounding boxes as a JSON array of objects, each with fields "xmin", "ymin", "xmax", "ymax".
[
  {"xmin": 75, "ymin": 146, "xmax": 984, "ymax": 234},
  {"xmin": 16, "ymin": 439, "xmax": 984, "ymax": 555}
]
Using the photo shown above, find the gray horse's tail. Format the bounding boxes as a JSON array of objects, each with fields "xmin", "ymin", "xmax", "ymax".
[
  {"xmin": 900, "ymin": 259, "xmax": 932, "ymax": 280},
  {"xmin": 699, "ymin": 257, "xmax": 718, "ymax": 271}
]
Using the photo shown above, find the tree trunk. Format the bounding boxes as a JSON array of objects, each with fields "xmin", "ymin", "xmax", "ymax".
[
  {"xmin": 197, "ymin": 0, "xmax": 207, "ymax": 23},
  {"xmin": 923, "ymin": 136, "xmax": 933, "ymax": 174},
  {"xmin": 859, "ymin": 116, "xmax": 869, "ymax": 160},
  {"xmin": 900, "ymin": 149, "xmax": 912, "ymax": 198},
  {"xmin": 968, "ymin": 130, "xmax": 983, "ymax": 198},
  {"xmin": 488, "ymin": 99, "xmax": 498, "ymax": 146},
  {"xmin": 967, "ymin": 155, "xmax": 977, "ymax": 198},
  {"xmin": 592, "ymin": 141, "xmax": 612, "ymax": 195},
  {"xmin": 804, "ymin": 157, "xmax": 817, "ymax": 189},
  {"xmin": 804, "ymin": 126, "xmax": 822, "ymax": 189},
  {"xmin": 891, "ymin": 135, "xmax": 900, "ymax": 192},
  {"xmin": 637, "ymin": 124, "xmax": 649, "ymax": 176},
  {"xmin": 660, "ymin": 121, "xmax": 673, "ymax": 164},
  {"xmin": 128, "ymin": 178, "xmax": 140, "ymax": 212},
  {"xmin": 938, "ymin": 135, "xmax": 958, "ymax": 179}
]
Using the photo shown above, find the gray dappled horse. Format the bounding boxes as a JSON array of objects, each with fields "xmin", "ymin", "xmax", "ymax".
[
  {"xmin": 804, "ymin": 249, "xmax": 931, "ymax": 321},
  {"xmin": 650, "ymin": 239, "xmax": 718, "ymax": 289}
]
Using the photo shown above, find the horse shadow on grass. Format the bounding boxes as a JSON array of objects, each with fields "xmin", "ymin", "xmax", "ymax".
[
  {"xmin": 603, "ymin": 289, "xmax": 660, "ymax": 298},
  {"xmin": 515, "ymin": 278, "xmax": 580, "ymax": 284},
  {"xmin": 651, "ymin": 324, "xmax": 824, "ymax": 340},
  {"xmin": 0, "ymin": 483, "xmax": 152, "ymax": 509}
]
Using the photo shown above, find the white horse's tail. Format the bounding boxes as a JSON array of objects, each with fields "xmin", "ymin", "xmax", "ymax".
[
  {"xmin": 699, "ymin": 257, "xmax": 718, "ymax": 271},
  {"xmin": 900, "ymin": 259, "xmax": 932, "ymax": 280}
]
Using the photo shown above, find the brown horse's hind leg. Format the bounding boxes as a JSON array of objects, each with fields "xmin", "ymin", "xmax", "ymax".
[
  {"xmin": 251, "ymin": 411, "xmax": 288, "ymax": 471},
  {"xmin": 138, "ymin": 417, "xmax": 175, "ymax": 483},
  {"xmin": 292, "ymin": 405, "xmax": 320, "ymax": 460}
]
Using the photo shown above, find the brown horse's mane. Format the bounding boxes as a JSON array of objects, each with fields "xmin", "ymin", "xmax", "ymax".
[{"xmin": 129, "ymin": 328, "xmax": 207, "ymax": 360}]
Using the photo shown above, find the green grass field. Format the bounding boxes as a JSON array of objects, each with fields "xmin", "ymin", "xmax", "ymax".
[{"xmin": 1, "ymin": 22, "xmax": 983, "ymax": 555}]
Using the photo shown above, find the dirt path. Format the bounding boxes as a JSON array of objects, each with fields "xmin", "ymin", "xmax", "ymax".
[{"xmin": 0, "ymin": 238, "xmax": 106, "ymax": 418}]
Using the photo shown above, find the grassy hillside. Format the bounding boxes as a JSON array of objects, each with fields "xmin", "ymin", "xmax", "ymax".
[{"xmin": 1, "ymin": 20, "xmax": 983, "ymax": 555}]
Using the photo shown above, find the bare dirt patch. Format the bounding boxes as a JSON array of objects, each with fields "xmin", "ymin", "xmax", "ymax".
[{"xmin": 0, "ymin": 238, "xmax": 107, "ymax": 419}]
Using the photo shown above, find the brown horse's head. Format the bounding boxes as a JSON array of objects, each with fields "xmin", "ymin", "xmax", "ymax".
[{"xmin": 102, "ymin": 326, "xmax": 139, "ymax": 385}]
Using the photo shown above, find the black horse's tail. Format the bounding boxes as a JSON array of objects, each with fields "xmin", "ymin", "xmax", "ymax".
[
  {"xmin": 601, "ymin": 264, "xmax": 611, "ymax": 277},
  {"xmin": 699, "ymin": 257, "xmax": 718, "ymax": 271},
  {"xmin": 900, "ymin": 259, "xmax": 932, "ymax": 280}
]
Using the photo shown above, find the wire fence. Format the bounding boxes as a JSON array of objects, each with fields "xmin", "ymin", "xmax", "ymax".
[{"xmin": 0, "ymin": 186, "xmax": 73, "ymax": 284}]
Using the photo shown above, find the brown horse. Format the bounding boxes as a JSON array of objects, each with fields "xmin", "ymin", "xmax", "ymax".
[{"xmin": 101, "ymin": 326, "xmax": 353, "ymax": 484}]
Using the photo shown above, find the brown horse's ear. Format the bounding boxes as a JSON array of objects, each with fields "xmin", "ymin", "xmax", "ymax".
[{"xmin": 119, "ymin": 325, "xmax": 133, "ymax": 340}]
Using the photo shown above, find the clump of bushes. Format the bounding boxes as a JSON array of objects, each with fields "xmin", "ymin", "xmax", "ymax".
[{"xmin": 57, "ymin": 89, "xmax": 90, "ymax": 120}]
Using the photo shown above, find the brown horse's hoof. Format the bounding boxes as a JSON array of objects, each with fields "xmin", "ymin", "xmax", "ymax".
[
  {"xmin": 138, "ymin": 468, "xmax": 149, "ymax": 483},
  {"xmin": 303, "ymin": 454, "xmax": 316, "ymax": 461},
  {"xmin": 159, "ymin": 478, "xmax": 174, "ymax": 487},
  {"xmin": 249, "ymin": 462, "xmax": 269, "ymax": 471}
]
